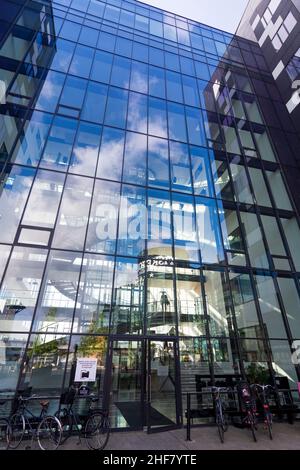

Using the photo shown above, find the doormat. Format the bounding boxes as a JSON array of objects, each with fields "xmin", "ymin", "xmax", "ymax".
[{"xmin": 115, "ymin": 401, "xmax": 175, "ymax": 428}]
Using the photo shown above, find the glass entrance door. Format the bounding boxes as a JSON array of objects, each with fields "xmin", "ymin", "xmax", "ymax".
[{"xmin": 147, "ymin": 339, "xmax": 181, "ymax": 433}]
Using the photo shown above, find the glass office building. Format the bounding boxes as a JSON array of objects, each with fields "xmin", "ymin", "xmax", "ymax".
[{"xmin": 1, "ymin": 0, "xmax": 300, "ymax": 431}]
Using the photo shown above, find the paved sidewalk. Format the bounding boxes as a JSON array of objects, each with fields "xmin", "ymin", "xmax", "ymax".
[{"xmin": 55, "ymin": 422, "xmax": 300, "ymax": 451}]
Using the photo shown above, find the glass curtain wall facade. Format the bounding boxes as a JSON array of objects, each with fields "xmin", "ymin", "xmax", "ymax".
[{"xmin": 1, "ymin": 0, "xmax": 300, "ymax": 430}]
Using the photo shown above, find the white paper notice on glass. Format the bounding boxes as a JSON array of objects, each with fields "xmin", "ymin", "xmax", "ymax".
[{"xmin": 75, "ymin": 358, "xmax": 97, "ymax": 382}]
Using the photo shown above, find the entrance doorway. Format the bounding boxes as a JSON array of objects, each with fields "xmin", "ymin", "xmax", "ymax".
[{"xmin": 106, "ymin": 338, "xmax": 182, "ymax": 432}]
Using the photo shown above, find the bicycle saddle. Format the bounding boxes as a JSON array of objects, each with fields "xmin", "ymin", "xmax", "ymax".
[{"xmin": 40, "ymin": 400, "xmax": 49, "ymax": 408}]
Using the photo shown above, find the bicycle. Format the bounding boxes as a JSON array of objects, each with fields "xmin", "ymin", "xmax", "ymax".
[
  {"xmin": 212, "ymin": 387, "xmax": 229, "ymax": 443},
  {"xmin": 7, "ymin": 389, "xmax": 62, "ymax": 450},
  {"xmin": 55, "ymin": 386, "xmax": 110, "ymax": 450},
  {"xmin": 237, "ymin": 381, "xmax": 258, "ymax": 442},
  {"xmin": 0, "ymin": 400, "xmax": 10, "ymax": 450},
  {"xmin": 252, "ymin": 384, "xmax": 274, "ymax": 440}
]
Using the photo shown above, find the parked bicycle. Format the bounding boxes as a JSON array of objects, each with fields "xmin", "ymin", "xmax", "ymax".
[
  {"xmin": 237, "ymin": 381, "xmax": 258, "ymax": 442},
  {"xmin": 7, "ymin": 389, "xmax": 62, "ymax": 450},
  {"xmin": 212, "ymin": 387, "xmax": 230, "ymax": 443},
  {"xmin": 55, "ymin": 386, "xmax": 110, "ymax": 450},
  {"xmin": 0, "ymin": 400, "xmax": 9, "ymax": 450},
  {"xmin": 252, "ymin": 384, "xmax": 274, "ymax": 440}
]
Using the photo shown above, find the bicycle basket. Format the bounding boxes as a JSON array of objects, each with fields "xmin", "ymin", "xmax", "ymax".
[
  {"xmin": 236, "ymin": 381, "xmax": 252, "ymax": 403},
  {"xmin": 60, "ymin": 387, "xmax": 76, "ymax": 405}
]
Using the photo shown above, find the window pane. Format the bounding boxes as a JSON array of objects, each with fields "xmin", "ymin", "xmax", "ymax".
[
  {"xmin": 168, "ymin": 102, "xmax": 187, "ymax": 142},
  {"xmin": 59, "ymin": 76, "xmax": 87, "ymax": 110},
  {"xmin": 248, "ymin": 168, "xmax": 272, "ymax": 207},
  {"xmin": 190, "ymin": 146, "xmax": 213, "ymax": 197},
  {"xmin": 21, "ymin": 333, "xmax": 68, "ymax": 395},
  {"xmin": 195, "ymin": 197, "xmax": 224, "ymax": 263},
  {"xmin": 166, "ymin": 70, "xmax": 183, "ymax": 102},
  {"xmin": 240, "ymin": 211, "xmax": 268, "ymax": 269},
  {"xmin": 261, "ymin": 215, "xmax": 286, "ymax": 257},
  {"xmin": 97, "ymin": 127, "xmax": 125, "ymax": 181},
  {"xmin": 176, "ymin": 268, "xmax": 204, "ymax": 336},
  {"xmin": 254, "ymin": 275, "xmax": 288, "ymax": 339},
  {"xmin": 170, "ymin": 141, "xmax": 192, "ymax": 193},
  {"xmin": 127, "ymin": 91, "xmax": 147, "ymax": 133},
  {"xmin": 50, "ymin": 39, "xmax": 75, "ymax": 72},
  {"xmin": 110, "ymin": 56, "xmax": 131, "ymax": 88},
  {"xmin": 52, "ymin": 175, "xmax": 91, "ymax": 251},
  {"xmin": 278, "ymin": 277, "xmax": 300, "ymax": 338},
  {"xmin": 0, "ymin": 166, "xmax": 35, "ymax": 243},
  {"xmin": 12, "ymin": 112, "xmax": 52, "ymax": 167},
  {"xmin": 69, "ymin": 44, "xmax": 94, "ymax": 78},
  {"xmin": 149, "ymin": 65, "xmax": 165, "ymax": 99},
  {"xmin": 0, "ymin": 244, "xmax": 11, "ymax": 283},
  {"xmin": 40, "ymin": 116, "xmax": 77, "ymax": 170},
  {"xmin": 173, "ymin": 193, "xmax": 199, "ymax": 262},
  {"xmin": 148, "ymin": 97, "xmax": 167, "ymax": 138},
  {"xmin": 123, "ymin": 132, "xmax": 147, "ymax": 185},
  {"xmin": 90, "ymin": 50, "xmax": 113, "ymax": 83},
  {"xmin": 22, "ymin": 169, "xmax": 65, "ymax": 228},
  {"xmin": 32, "ymin": 250, "xmax": 82, "ymax": 333},
  {"xmin": 0, "ymin": 333, "xmax": 28, "ymax": 394},
  {"xmin": 230, "ymin": 163, "xmax": 253, "ymax": 204},
  {"xmin": 82, "ymin": 82, "xmax": 108, "ymax": 124},
  {"xmin": 130, "ymin": 61, "xmax": 148, "ymax": 94},
  {"xmin": 117, "ymin": 185, "xmax": 146, "ymax": 257},
  {"xmin": 69, "ymin": 122, "xmax": 101, "ymax": 176},
  {"xmin": 73, "ymin": 254, "xmax": 114, "ymax": 334},
  {"xmin": 186, "ymin": 107, "xmax": 206, "ymax": 146},
  {"xmin": 0, "ymin": 246, "xmax": 47, "ymax": 332},
  {"xmin": 281, "ymin": 217, "xmax": 300, "ymax": 271},
  {"xmin": 270, "ymin": 340, "xmax": 298, "ymax": 390},
  {"xmin": 182, "ymin": 75, "xmax": 200, "ymax": 107},
  {"xmin": 211, "ymin": 159, "xmax": 234, "ymax": 201},
  {"xmin": 78, "ymin": 25, "xmax": 99, "ymax": 47},
  {"xmin": 148, "ymin": 189, "xmax": 172, "ymax": 257},
  {"xmin": 35, "ymin": 71, "xmax": 65, "ymax": 113},
  {"xmin": 105, "ymin": 87, "xmax": 128, "ymax": 128},
  {"xmin": 204, "ymin": 270, "xmax": 232, "ymax": 336},
  {"xmin": 86, "ymin": 180, "xmax": 120, "ymax": 254},
  {"xmin": 111, "ymin": 257, "xmax": 144, "ymax": 335},
  {"xmin": 230, "ymin": 272, "xmax": 261, "ymax": 337},
  {"xmin": 148, "ymin": 136, "xmax": 169, "ymax": 189},
  {"xmin": 266, "ymin": 170, "xmax": 292, "ymax": 211}
]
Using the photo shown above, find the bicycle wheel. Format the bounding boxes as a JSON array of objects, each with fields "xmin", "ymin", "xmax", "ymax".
[
  {"xmin": 0, "ymin": 418, "xmax": 9, "ymax": 450},
  {"xmin": 216, "ymin": 403, "xmax": 225, "ymax": 443},
  {"xmin": 37, "ymin": 416, "xmax": 62, "ymax": 451},
  {"xmin": 7, "ymin": 413, "xmax": 25, "ymax": 449},
  {"xmin": 248, "ymin": 412, "xmax": 257, "ymax": 443},
  {"xmin": 216, "ymin": 415, "xmax": 224, "ymax": 444},
  {"xmin": 84, "ymin": 412, "xmax": 110, "ymax": 451},
  {"xmin": 265, "ymin": 411, "xmax": 273, "ymax": 440},
  {"xmin": 55, "ymin": 409, "xmax": 73, "ymax": 444}
]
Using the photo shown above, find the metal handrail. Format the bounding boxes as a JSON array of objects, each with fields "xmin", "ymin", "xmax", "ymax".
[{"xmin": 185, "ymin": 388, "xmax": 300, "ymax": 441}]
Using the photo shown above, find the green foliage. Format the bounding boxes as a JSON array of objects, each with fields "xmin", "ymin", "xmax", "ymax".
[{"xmin": 246, "ymin": 362, "xmax": 269, "ymax": 384}]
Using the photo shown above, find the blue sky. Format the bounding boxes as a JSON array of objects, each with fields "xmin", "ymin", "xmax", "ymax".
[{"xmin": 141, "ymin": 0, "xmax": 249, "ymax": 33}]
